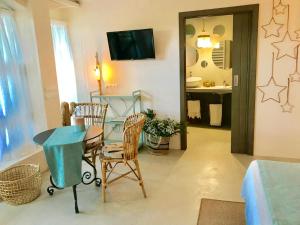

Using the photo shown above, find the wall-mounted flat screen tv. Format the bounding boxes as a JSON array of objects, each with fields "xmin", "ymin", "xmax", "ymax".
[{"xmin": 107, "ymin": 28, "xmax": 155, "ymax": 60}]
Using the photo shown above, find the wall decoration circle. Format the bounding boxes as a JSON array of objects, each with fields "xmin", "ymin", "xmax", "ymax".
[
  {"xmin": 201, "ymin": 60, "xmax": 208, "ymax": 68},
  {"xmin": 213, "ymin": 25, "xmax": 226, "ymax": 37},
  {"xmin": 212, "ymin": 40, "xmax": 232, "ymax": 70},
  {"xmin": 186, "ymin": 45, "xmax": 199, "ymax": 67},
  {"xmin": 185, "ymin": 24, "xmax": 196, "ymax": 37}
]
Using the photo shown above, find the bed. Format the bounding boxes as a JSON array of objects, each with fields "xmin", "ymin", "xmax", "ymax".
[{"xmin": 242, "ymin": 160, "xmax": 300, "ymax": 225}]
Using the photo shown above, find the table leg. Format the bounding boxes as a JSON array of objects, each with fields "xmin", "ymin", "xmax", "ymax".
[
  {"xmin": 73, "ymin": 185, "xmax": 79, "ymax": 214},
  {"xmin": 47, "ymin": 175, "xmax": 63, "ymax": 196},
  {"xmin": 46, "ymin": 158, "xmax": 100, "ymax": 214},
  {"xmin": 82, "ymin": 157, "xmax": 102, "ymax": 187}
]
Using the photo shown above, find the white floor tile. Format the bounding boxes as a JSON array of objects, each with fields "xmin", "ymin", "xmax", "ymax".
[{"xmin": 0, "ymin": 127, "xmax": 259, "ymax": 225}]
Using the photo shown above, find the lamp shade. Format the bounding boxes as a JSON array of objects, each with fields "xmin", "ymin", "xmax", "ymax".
[
  {"xmin": 95, "ymin": 66, "xmax": 101, "ymax": 80},
  {"xmin": 196, "ymin": 33, "xmax": 212, "ymax": 48},
  {"xmin": 197, "ymin": 34, "xmax": 221, "ymax": 49},
  {"xmin": 94, "ymin": 52, "xmax": 102, "ymax": 95}
]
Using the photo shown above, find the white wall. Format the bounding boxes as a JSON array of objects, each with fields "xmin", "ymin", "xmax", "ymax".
[
  {"xmin": 28, "ymin": 0, "xmax": 61, "ymax": 129},
  {"xmin": 186, "ymin": 15, "xmax": 233, "ymax": 86},
  {"xmin": 254, "ymin": 0, "xmax": 300, "ymax": 158},
  {"xmin": 54, "ymin": 0, "xmax": 300, "ymax": 158}
]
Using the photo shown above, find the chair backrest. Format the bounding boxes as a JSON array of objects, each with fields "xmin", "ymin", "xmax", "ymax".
[
  {"xmin": 70, "ymin": 102, "xmax": 108, "ymax": 130},
  {"xmin": 122, "ymin": 113, "xmax": 145, "ymax": 161}
]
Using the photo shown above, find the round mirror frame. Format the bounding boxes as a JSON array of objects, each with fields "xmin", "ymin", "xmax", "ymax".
[
  {"xmin": 201, "ymin": 60, "xmax": 208, "ymax": 68},
  {"xmin": 186, "ymin": 45, "xmax": 199, "ymax": 67},
  {"xmin": 185, "ymin": 24, "xmax": 196, "ymax": 37},
  {"xmin": 213, "ymin": 25, "xmax": 226, "ymax": 37}
]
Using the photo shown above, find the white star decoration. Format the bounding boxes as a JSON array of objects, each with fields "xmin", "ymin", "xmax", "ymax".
[
  {"xmin": 295, "ymin": 30, "xmax": 300, "ymax": 39},
  {"xmin": 258, "ymin": 1, "xmax": 299, "ymax": 113},
  {"xmin": 274, "ymin": 1, "xmax": 288, "ymax": 15},
  {"xmin": 281, "ymin": 78, "xmax": 294, "ymax": 113},
  {"xmin": 281, "ymin": 102, "xmax": 294, "ymax": 112},
  {"xmin": 257, "ymin": 76, "xmax": 287, "ymax": 103},
  {"xmin": 262, "ymin": 18, "xmax": 283, "ymax": 38},
  {"xmin": 272, "ymin": 32, "xmax": 300, "ymax": 59},
  {"xmin": 289, "ymin": 72, "xmax": 300, "ymax": 82}
]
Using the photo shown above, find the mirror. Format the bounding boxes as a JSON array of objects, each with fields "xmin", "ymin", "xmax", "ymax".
[
  {"xmin": 213, "ymin": 25, "xmax": 225, "ymax": 37},
  {"xmin": 185, "ymin": 24, "xmax": 196, "ymax": 37},
  {"xmin": 186, "ymin": 45, "xmax": 199, "ymax": 67},
  {"xmin": 201, "ymin": 60, "xmax": 208, "ymax": 68},
  {"xmin": 212, "ymin": 40, "xmax": 232, "ymax": 70}
]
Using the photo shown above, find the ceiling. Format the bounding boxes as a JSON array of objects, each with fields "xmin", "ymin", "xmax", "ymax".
[
  {"xmin": 2, "ymin": 0, "xmax": 80, "ymax": 10},
  {"xmin": 48, "ymin": 0, "xmax": 80, "ymax": 9}
]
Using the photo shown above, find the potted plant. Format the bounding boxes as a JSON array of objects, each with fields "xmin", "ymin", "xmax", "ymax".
[{"xmin": 143, "ymin": 109, "xmax": 181, "ymax": 155}]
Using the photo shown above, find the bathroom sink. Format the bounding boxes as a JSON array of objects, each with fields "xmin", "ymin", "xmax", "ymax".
[
  {"xmin": 205, "ymin": 85, "xmax": 232, "ymax": 89},
  {"xmin": 186, "ymin": 77, "xmax": 202, "ymax": 88},
  {"xmin": 186, "ymin": 85, "xmax": 232, "ymax": 94}
]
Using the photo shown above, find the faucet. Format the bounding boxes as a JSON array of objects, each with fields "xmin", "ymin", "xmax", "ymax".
[
  {"xmin": 189, "ymin": 71, "xmax": 192, "ymax": 77},
  {"xmin": 223, "ymin": 80, "xmax": 227, "ymax": 87}
]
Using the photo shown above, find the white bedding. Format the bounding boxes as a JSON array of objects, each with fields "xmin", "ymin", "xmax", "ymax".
[{"xmin": 242, "ymin": 161, "xmax": 272, "ymax": 225}]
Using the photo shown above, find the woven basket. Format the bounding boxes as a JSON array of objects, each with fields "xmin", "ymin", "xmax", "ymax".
[
  {"xmin": 144, "ymin": 133, "xmax": 170, "ymax": 155},
  {"xmin": 0, "ymin": 164, "xmax": 42, "ymax": 205}
]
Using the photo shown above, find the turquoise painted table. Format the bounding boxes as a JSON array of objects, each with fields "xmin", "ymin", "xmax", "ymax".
[{"xmin": 33, "ymin": 125, "xmax": 103, "ymax": 213}]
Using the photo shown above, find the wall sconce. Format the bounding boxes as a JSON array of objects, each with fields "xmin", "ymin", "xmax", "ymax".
[{"xmin": 94, "ymin": 52, "xmax": 102, "ymax": 95}]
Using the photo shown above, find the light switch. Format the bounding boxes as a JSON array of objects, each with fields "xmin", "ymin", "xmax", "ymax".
[{"xmin": 233, "ymin": 75, "xmax": 239, "ymax": 87}]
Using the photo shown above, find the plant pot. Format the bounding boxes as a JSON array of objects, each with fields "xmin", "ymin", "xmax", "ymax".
[{"xmin": 144, "ymin": 133, "xmax": 170, "ymax": 155}]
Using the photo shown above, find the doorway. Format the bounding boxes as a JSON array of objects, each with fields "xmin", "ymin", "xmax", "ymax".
[{"xmin": 179, "ymin": 5, "xmax": 259, "ymax": 154}]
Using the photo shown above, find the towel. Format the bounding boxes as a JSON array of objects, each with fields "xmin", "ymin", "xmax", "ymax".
[
  {"xmin": 43, "ymin": 126, "xmax": 86, "ymax": 188},
  {"xmin": 209, "ymin": 104, "xmax": 222, "ymax": 126},
  {"xmin": 187, "ymin": 100, "xmax": 201, "ymax": 119}
]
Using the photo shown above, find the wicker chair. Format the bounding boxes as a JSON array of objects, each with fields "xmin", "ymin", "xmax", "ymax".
[
  {"xmin": 61, "ymin": 102, "xmax": 71, "ymax": 126},
  {"xmin": 70, "ymin": 102, "xmax": 108, "ymax": 128},
  {"xmin": 69, "ymin": 102, "xmax": 108, "ymax": 168},
  {"xmin": 100, "ymin": 113, "xmax": 146, "ymax": 202}
]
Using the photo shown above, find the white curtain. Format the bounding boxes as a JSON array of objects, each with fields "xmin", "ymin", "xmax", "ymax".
[
  {"xmin": 51, "ymin": 22, "xmax": 77, "ymax": 103},
  {"xmin": 0, "ymin": 12, "xmax": 33, "ymax": 163}
]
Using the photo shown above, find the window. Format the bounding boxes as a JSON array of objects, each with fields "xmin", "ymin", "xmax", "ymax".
[
  {"xmin": 0, "ymin": 12, "xmax": 32, "ymax": 162},
  {"xmin": 51, "ymin": 21, "xmax": 77, "ymax": 103}
]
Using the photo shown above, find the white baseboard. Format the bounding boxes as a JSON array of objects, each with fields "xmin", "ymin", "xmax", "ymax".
[
  {"xmin": 15, "ymin": 149, "xmax": 49, "ymax": 173},
  {"xmin": 0, "ymin": 149, "xmax": 48, "ymax": 173}
]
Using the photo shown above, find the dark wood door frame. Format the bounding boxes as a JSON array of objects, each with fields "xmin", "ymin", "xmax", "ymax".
[{"xmin": 179, "ymin": 4, "xmax": 259, "ymax": 155}]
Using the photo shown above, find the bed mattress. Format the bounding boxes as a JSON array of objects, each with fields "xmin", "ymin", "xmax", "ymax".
[{"xmin": 242, "ymin": 160, "xmax": 300, "ymax": 225}]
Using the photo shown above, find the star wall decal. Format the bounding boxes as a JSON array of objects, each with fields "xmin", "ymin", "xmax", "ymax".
[
  {"xmin": 289, "ymin": 47, "xmax": 300, "ymax": 82},
  {"xmin": 274, "ymin": 0, "xmax": 288, "ymax": 15},
  {"xmin": 257, "ymin": 76, "xmax": 287, "ymax": 103},
  {"xmin": 281, "ymin": 102, "xmax": 294, "ymax": 112},
  {"xmin": 262, "ymin": 18, "xmax": 284, "ymax": 38},
  {"xmin": 289, "ymin": 72, "xmax": 300, "ymax": 82},
  {"xmin": 272, "ymin": 32, "xmax": 300, "ymax": 59},
  {"xmin": 295, "ymin": 30, "xmax": 300, "ymax": 39},
  {"xmin": 281, "ymin": 78, "xmax": 294, "ymax": 113}
]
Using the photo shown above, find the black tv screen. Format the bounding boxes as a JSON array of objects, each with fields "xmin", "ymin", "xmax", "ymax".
[{"xmin": 107, "ymin": 28, "xmax": 155, "ymax": 60}]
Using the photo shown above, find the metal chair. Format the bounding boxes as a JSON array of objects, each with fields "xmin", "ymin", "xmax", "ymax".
[{"xmin": 100, "ymin": 113, "xmax": 146, "ymax": 202}]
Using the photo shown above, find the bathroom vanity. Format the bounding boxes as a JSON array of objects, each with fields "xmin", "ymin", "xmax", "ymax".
[
  {"xmin": 186, "ymin": 86, "xmax": 232, "ymax": 128},
  {"xmin": 186, "ymin": 86, "xmax": 232, "ymax": 94}
]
